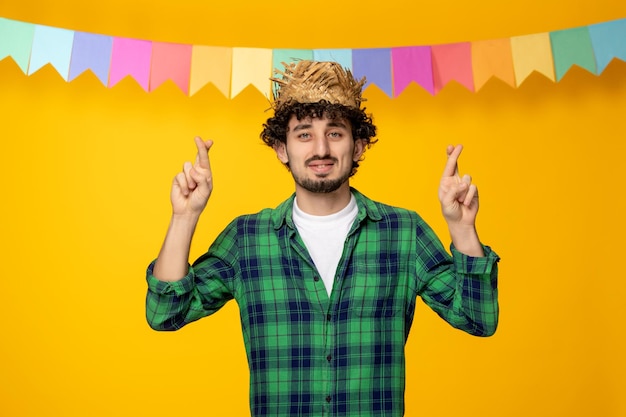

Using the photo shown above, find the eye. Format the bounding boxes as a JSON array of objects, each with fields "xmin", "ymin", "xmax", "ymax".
[
  {"xmin": 328, "ymin": 131, "xmax": 342, "ymax": 138},
  {"xmin": 297, "ymin": 132, "xmax": 311, "ymax": 140}
]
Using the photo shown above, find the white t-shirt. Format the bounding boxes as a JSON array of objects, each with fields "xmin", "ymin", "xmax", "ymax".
[{"xmin": 292, "ymin": 194, "xmax": 358, "ymax": 296}]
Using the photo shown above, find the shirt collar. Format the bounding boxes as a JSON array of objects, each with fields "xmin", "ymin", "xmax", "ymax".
[{"xmin": 271, "ymin": 187, "xmax": 383, "ymax": 230}]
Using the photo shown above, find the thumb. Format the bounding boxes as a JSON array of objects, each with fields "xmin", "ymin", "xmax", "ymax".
[
  {"xmin": 442, "ymin": 182, "xmax": 468, "ymax": 206},
  {"xmin": 188, "ymin": 166, "xmax": 212, "ymax": 195}
]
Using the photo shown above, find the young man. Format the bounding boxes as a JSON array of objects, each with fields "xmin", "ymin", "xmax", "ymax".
[{"xmin": 146, "ymin": 60, "xmax": 499, "ymax": 417}]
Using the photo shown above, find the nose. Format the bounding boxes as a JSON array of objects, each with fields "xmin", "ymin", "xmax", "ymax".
[{"xmin": 313, "ymin": 135, "xmax": 330, "ymax": 156}]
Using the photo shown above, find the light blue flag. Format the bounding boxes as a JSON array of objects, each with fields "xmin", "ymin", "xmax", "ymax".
[
  {"xmin": 352, "ymin": 48, "xmax": 393, "ymax": 97},
  {"xmin": 313, "ymin": 49, "xmax": 352, "ymax": 70},
  {"xmin": 588, "ymin": 18, "xmax": 626, "ymax": 74},
  {"xmin": 29, "ymin": 25, "xmax": 74, "ymax": 79},
  {"xmin": 0, "ymin": 18, "xmax": 35, "ymax": 73},
  {"xmin": 69, "ymin": 32, "xmax": 113, "ymax": 85}
]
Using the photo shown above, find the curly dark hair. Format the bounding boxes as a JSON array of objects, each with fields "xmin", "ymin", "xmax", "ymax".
[{"xmin": 260, "ymin": 101, "xmax": 378, "ymax": 175}]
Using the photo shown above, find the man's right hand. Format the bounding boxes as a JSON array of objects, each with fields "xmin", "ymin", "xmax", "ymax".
[{"xmin": 171, "ymin": 137, "xmax": 214, "ymax": 217}]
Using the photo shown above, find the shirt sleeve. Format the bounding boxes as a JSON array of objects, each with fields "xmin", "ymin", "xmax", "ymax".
[
  {"xmin": 415, "ymin": 220, "xmax": 500, "ymax": 337},
  {"xmin": 145, "ymin": 221, "xmax": 240, "ymax": 331}
]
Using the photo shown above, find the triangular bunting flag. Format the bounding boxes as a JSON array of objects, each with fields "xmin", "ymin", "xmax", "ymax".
[
  {"xmin": 190, "ymin": 46, "xmax": 232, "ymax": 97},
  {"xmin": 0, "ymin": 18, "xmax": 35, "ymax": 73},
  {"xmin": 510, "ymin": 33, "xmax": 555, "ymax": 85},
  {"xmin": 550, "ymin": 27, "xmax": 596, "ymax": 81},
  {"xmin": 471, "ymin": 38, "xmax": 516, "ymax": 90},
  {"xmin": 29, "ymin": 25, "xmax": 74, "ymax": 79},
  {"xmin": 69, "ymin": 32, "xmax": 113, "ymax": 85},
  {"xmin": 109, "ymin": 37, "xmax": 152, "ymax": 91},
  {"xmin": 231, "ymin": 48, "xmax": 272, "ymax": 98},
  {"xmin": 150, "ymin": 42, "xmax": 193, "ymax": 94},
  {"xmin": 391, "ymin": 46, "xmax": 434, "ymax": 96},
  {"xmin": 352, "ymin": 48, "xmax": 393, "ymax": 97},
  {"xmin": 588, "ymin": 18, "xmax": 626, "ymax": 74},
  {"xmin": 0, "ymin": 16, "xmax": 624, "ymax": 98},
  {"xmin": 431, "ymin": 43, "xmax": 474, "ymax": 93},
  {"xmin": 313, "ymin": 49, "xmax": 352, "ymax": 71},
  {"xmin": 272, "ymin": 49, "xmax": 314, "ymax": 73}
]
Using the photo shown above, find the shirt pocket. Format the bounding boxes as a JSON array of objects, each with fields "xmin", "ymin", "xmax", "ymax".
[{"xmin": 348, "ymin": 261, "xmax": 404, "ymax": 318}]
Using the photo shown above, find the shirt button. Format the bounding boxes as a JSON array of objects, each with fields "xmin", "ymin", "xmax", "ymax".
[
  {"xmin": 326, "ymin": 354, "xmax": 332, "ymax": 361},
  {"xmin": 326, "ymin": 396, "xmax": 331, "ymax": 403},
  {"xmin": 326, "ymin": 314, "xmax": 331, "ymax": 321},
  {"xmin": 313, "ymin": 276, "xmax": 320, "ymax": 282}
]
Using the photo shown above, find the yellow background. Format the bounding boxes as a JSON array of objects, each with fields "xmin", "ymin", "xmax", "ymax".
[{"xmin": 1, "ymin": 1, "xmax": 625, "ymax": 416}]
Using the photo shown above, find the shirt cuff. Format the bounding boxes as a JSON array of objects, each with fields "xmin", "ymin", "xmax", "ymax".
[
  {"xmin": 450, "ymin": 245, "xmax": 500, "ymax": 275},
  {"xmin": 146, "ymin": 260, "xmax": 196, "ymax": 296}
]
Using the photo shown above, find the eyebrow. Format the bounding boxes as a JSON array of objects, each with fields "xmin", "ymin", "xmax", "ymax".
[
  {"xmin": 327, "ymin": 121, "xmax": 349, "ymax": 129},
  {"xmin": 292, "ymin": 120, "xmax": 349, "ymax": 132},
  {"xmin": 292, "ymin": 123, "xmax": 312, "ymax": 132}
]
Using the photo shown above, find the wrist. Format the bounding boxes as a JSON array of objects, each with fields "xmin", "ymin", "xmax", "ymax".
[
  {"xmin": 448, "ymin": 223, "xmax": 484, "ymax": 257},
  {"xmin": 167, "ymin": 213, "xmax": 201, "ymax": 239},
  {"xmin": 171, "ymin": 211, "xmax": 202, "ymax": 225}
]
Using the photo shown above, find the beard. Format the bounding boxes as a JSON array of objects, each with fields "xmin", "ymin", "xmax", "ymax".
[{"xmin": 294, "ymin": 175, "xmax": 349, "ymax": 193}]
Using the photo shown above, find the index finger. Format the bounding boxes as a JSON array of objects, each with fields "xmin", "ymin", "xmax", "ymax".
[
  {"xmin": 194, "ymin": 136, "xmax": 213, "ymax": 169},
  {"xmin": 443, "ymin": 144, "xmax": 463, "ymax": 177}
]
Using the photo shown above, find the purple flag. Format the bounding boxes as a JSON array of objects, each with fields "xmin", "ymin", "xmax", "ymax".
[
  {"xmin": 69, "ymin": 32, "xmax": 113, "ymax": 85},
  {"xmin": 352, "ymin": 48, "xmax": 393, "ymax": 97}
]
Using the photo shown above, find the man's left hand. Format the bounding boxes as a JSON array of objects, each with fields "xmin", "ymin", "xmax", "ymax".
[{"xmin": 438, "ymin": 144, "xmax": 479, "ymax": 227}]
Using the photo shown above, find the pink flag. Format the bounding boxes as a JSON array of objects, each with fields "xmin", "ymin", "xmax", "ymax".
[
  {"xmin": 391, "ymin": 46, "xmax": 434, "ymax": 96},
  {"xmin": 109, "ymin": 37, "xmax": 152, "ymax": 91},
  {"xmin": 431, "ymin": 43, "xmax": 474, "ymax": 93},
  {"xmin": 150, "ymin": 42, "xmax": 193, "ymax": 94}
]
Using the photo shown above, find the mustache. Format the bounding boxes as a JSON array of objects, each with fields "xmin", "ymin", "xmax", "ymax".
[{"xmin": 305, "ymin": 155, "xmax": 338, "ymax": 165}]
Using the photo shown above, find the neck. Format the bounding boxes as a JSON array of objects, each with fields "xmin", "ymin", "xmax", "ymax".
[{"xmin": 294, "ymin": 182, "xmax": 352, "ymax": 216}]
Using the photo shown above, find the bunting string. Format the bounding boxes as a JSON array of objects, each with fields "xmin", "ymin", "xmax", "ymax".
[{"xmin": 1, "ymin": 16, "xmax": 626, "ymax": 98}]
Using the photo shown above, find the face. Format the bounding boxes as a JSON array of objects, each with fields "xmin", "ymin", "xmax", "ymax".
[{"xmin": 275, "ymin": 114, "xmax": 365, "ymax": 194}]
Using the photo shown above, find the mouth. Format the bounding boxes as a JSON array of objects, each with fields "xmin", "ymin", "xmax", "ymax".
[{"xmin": 308, "ymin": 161, "xmax": 335, "ymax": 175}]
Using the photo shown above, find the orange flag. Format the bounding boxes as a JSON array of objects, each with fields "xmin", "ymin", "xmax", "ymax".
[
  {"xmin": 510, "ymin": 33, "xmax": 555, "ymax": 86},
  {"xmin": 190, "ymin": 46, "xmax": 233, "ymax": 97},
  {"xmin": 471, "ymin": 38, "xmax": 516, "ymax": 90}
]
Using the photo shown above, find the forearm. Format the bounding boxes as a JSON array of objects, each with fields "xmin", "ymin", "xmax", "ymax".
[
  {"xmin": 153, "ymin": 214, "xmax": 201, "ymax": 282},
  {"xmin": 421, "ymin": 245, "xmax": 499, "ymax": 337},
  {"xmin": 451, "ymin": 265, "xmax": 499, "ymax": 336}
]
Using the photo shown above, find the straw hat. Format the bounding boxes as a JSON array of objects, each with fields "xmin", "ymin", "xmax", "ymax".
[{"xmin": 271, "ymin": 60, "xmax": 366, "ymax": 111}]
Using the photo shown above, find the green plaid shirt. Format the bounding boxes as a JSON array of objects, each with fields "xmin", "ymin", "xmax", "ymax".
[{"xmin": 146, "ymin": 188, "xmax": 499, "ymax": 416}]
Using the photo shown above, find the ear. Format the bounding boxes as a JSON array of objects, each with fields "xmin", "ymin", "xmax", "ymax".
[
  {"xmin": 274, "ymin": 142, "xmax": 289, "ymax": 164},
  {"xmin": 353, "ymin": 139, "xmax": 366, "ymax": 162}
]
